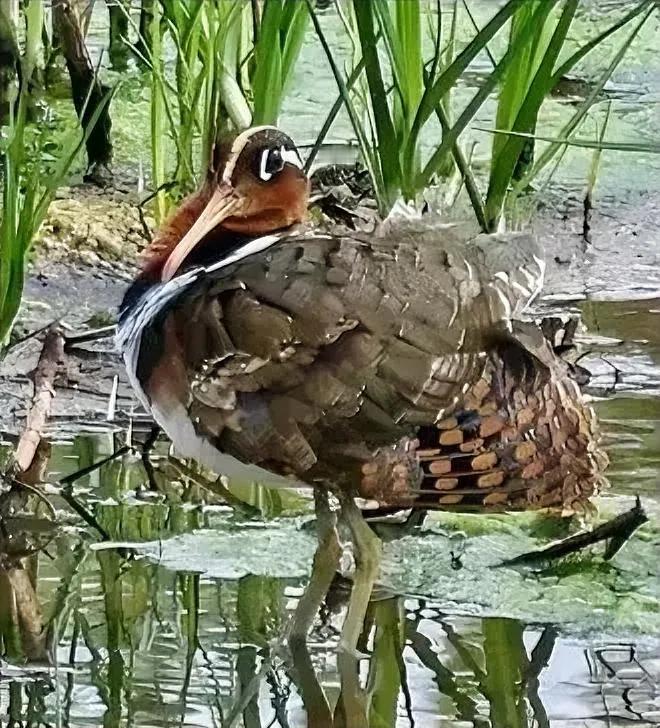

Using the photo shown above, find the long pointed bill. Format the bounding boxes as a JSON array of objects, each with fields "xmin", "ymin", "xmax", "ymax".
[{"xmin": 161, "ymin": 185, "xmax": 243, "ymax": 281}]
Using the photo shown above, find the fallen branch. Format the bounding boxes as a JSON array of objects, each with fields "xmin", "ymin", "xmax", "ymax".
[
  {"xmin": 3, "ymin": 322, "xmax": 54, "ymax": 355},
  {"xmin": 500, "ymin": 497, "xmax": 648, "ymax": 566},
  {"xmin": 2, "ymin": 567, "xmax": 50, "ymax": 662},
  {"xmin": 63, "ymin": 323, "xmax": 117, "ymax": 349},
  {"xmin": 0, "ymin": 328, "xmax": 65, "ymax": 665},
  {"xmin": 10, "ymin": 325, "xmax": 65, "ymax": 477}
]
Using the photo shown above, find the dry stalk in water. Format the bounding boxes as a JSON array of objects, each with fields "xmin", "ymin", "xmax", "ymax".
[
  {"xmin": 11, "ymin": 326, "xmax": 65, "ymax": 478},
  {"xmin": 0, "ymin": 327, "xmax": 65, "ymax": 665}
]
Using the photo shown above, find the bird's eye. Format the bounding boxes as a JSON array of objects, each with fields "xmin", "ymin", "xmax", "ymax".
[{"xmin": 258, "ymin": 148, "xmax": 284, "ymax": 181}]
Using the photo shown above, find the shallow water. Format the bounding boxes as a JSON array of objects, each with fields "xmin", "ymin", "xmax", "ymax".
[
  {"xmin": 1, "ymin": 296, "xmax": 658, "ymax": 728},
  {"xmin": 2, "ymin": 1, "xmax": 660, "ymax": 726}
]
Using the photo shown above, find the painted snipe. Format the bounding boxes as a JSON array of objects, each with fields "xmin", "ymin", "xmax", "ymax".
[{"xmin": 117, "ymin": 126, "xmax": 607, "ymax": 650}]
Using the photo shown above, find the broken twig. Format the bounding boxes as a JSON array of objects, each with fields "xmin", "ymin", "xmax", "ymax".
[
  {"xmin": 501, "ymin": 497, "xmax": 648, "ymax": 566},
  {"xmin": 10, "ymin": 326, "xmax": 65, "ymax": 477},
  {"xmin": 63, "ymin": 324, "xmax": 117, "ymax": 349},
  {"xmin": 60, "ymin": 445, "xmax": 131, "ymax": 487}
]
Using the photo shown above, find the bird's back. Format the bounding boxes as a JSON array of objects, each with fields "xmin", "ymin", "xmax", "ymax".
[{"xmin": 118, "ymin": 220, "xmax": 606, "ymax": 511}]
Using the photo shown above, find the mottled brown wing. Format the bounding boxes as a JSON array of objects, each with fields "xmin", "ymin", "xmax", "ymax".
[
  {"xmin": 167, "ymin": 224, "xmax": 541, "ymax": 489},
  {"xmin": 399, "ymin": 322, "xmax": 607, "ymax": 513}
]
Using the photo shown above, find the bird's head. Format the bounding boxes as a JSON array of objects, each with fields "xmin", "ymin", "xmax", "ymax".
[{"xmin": 151, "ymin": 126, "xmax": 309, "ymax": 282}]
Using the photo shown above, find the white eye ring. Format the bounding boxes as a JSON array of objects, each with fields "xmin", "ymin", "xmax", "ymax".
[
  {"xmin": 258, "ymin": 146, "xmax": 303, "ymax": 182},
  {"xmin": 281, "ymin": 146, "xmax": 303, "ymax": 169},
  {"xmin": 259, "ymin": 149, "xmax": 274, "ymax": 181}
]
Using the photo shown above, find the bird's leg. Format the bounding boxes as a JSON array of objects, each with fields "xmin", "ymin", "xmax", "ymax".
[
  {"xmin": 289, "ymin": 638, "xmax": 334, "ymax": 727},
  {"xmin": 142, "ymin": 424, "xmax": 161, "ymax": 464},
  {"xmin": 287, "ymin": 487, "xmax": 341, "ymax": 647},
  {"xmin": 338, "ymin": 493, "xmax": 382, "ymax": 654},
  {"xmin": 334, "ymin": 648, "xmax": 370, "ymax": 727},
  {"xmin": 141, "ymin": 425, "xmax": 161, "ymax": 490}
]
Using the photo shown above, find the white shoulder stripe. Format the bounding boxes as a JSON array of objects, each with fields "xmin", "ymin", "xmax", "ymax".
[
  {"xmin": 116, "ymin": 229, "xmax": 328, "ymax": 407},
  {"xmin": 203, "ymin": 233, "xmax": 282, "ymax": 274}
]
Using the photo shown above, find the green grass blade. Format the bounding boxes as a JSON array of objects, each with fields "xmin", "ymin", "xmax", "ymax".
[
  {"xmin": 442, "ymin": 0, "xmax": 459, "ymax": 70},
  {"xmin": 392, "ymin": 0, "xmax": 423, "ymax": 124},
  {"xmin": 372, "ymin": 2, "xmax": 405, "ymax": 104},
  {"xmin": 490, "ymin": 1, "xmax": 559, "ymax": 170},
  {"xmin": 0, "ymin": 67, "xmax": 112, "ymax": 344},
  {"xmin": 416, "ymin": 3, "xmax": 549, "ymax": 191},
  {"xmin": 203, "ymin": 23, "xmax": 220, "ymax": 171},
  {"xmin": 427, "ymin": 0, "xmax": 444, "ymax": 84},
  {"xmin": 461, "ymin": 0, "xmax": 496, "ymax": 67},
  {"xmin": 216, "ymin": 1, "xmax": 251, "ymax": 130},
  {"xmin": 352, "ymin": 0, "xmax": 401, "ymax": 205},
  {"xmin": 371, "ymin": 1, "xmax": 411, "ymax": 186},
  {"xmin": 486, "ymin": 0, "xmax": 577, "ymax": 228},
  {"xmin": 150, "ymin": 0, "xmax": 167, "ymax": 222},
  {"xmin": 395, "ymin": 0, "xmax": 422, "ymax": 90},
  {"xmin": 432, "ymin": 96, "xmax": 487, "ymax": 232},
  {"xmin": 304, "ymin": 54, "xmax": 367, "ymax": 172},
  {"xmin": 0, "ymin": 98, "xmax": 23, "ymax": 330},
  {"xmin": 406, "ymin": 0, "xmax": 527, "ymax": 165},
  {"xmin": 550, "ymin": 0, "xmax": 653, "ymax": 86},
  {"xmin": 586, "ymin": 101, "xmax": 612, "ymax": 206},
  {"xmin": 280, "ymin": 1, "xmax": 309, "ymax": 92},
  {"xmin": 23, "ymin": 0, "xmax": 43, "ymax": 81},
  {"xmin": 393, "ymin": 0, "xmax": 423, "ymax": 191},
  {"xmin": 480, "ymin": 127, "xmax": 660, "ymax": 155},
  {"xmin": 306, "ymin": 0, "xmax": 386, "ymax": 210},
  {"xmin": 252, "ymin": 0, "xmax": 283, "ymax": 124},
  {"xmin": 36, "ymin": 87, "xmax": 118, "ymax": 222},
  {"xmin": 512, "ymin": 6, "xmax": 655, "ymax": 196},
  {"xmin": 4, "ymin": 178, "xmax": 37, "ymax": 343},
  {"xmin": 430, "ymin": 0, "xmax": 457, "ymax": 181}
]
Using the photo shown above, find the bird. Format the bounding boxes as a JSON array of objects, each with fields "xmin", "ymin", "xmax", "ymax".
[{"xmin": 117, "ymin": 125, "xmax": 607, "ymax": 650}]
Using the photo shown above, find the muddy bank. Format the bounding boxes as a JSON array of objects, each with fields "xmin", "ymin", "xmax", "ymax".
[
  {"xmin": 37, "ymin": 182, "xmax": 152, "ymax": 270},
  {"xmin": 0, "ymin": 264, "xmax": 132, "ymax": 432}
]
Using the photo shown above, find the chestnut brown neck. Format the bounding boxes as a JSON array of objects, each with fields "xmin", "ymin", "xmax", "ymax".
[
  {"xmin": 140, "ymin": 176, "xmax": 309, "ymax": 281},
  {"xmin": 141, "ymin": 189, "xmax": 213, "ymax": 279}
]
